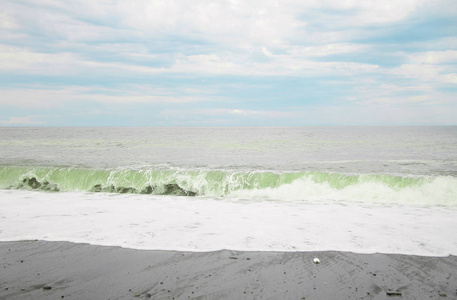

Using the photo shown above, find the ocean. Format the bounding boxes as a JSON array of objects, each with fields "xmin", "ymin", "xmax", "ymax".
[{"xmin": 1, "ymin": 127, "xmax": 456, "ymax": 256}]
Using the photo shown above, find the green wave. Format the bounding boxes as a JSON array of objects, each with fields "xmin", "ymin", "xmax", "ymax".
[{"xmin": 0, "ymin": 165, "xmax": 438, "ymax": 197}]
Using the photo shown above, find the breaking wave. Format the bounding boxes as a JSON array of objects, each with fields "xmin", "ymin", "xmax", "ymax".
[{"xmin": 0, "ymin": 166, "xmax": 456, "ymax": 206}]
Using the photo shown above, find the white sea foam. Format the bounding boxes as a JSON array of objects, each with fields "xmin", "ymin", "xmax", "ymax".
[
  {"xmin": 1, "ymin": 190, "xmax": 456, "ymax": 256},
  {"xmin": 2, "ymin": 165, "xmax": 456, "ymax": 206},
  {"xmin": 229, "ymin": 175, "xmax": 457, "ymax": 206}
]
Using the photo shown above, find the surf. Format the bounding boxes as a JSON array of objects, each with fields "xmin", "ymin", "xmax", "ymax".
[{"xmin": 1, "ymin": 166, "xmax": 456, "ymax": 206}]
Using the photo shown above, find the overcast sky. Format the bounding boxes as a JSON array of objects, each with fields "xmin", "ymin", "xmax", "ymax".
[{"xmin": 1, "ymin": 0, "xmax": 456, "ymax": 126}]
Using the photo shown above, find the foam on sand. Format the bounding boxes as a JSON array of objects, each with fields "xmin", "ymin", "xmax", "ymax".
[{"xmin": 1, "ymin": 190, "xmax": 456, "ymax": 256}]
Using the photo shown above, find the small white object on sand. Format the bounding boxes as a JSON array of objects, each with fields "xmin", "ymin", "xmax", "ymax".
[{"xmin": 313, "ymin": 258, "xmax": 320, "ymax": 264}]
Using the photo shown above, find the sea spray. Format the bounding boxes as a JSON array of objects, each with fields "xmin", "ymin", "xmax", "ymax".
[{"xmin": 1, "ymin": 166, "xmax": 456, "ymax": 206}]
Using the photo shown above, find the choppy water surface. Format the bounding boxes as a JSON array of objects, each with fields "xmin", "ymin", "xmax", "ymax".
[{"xmin": 1, "ymin": 126, "xmax": 456, "ymax": 174}]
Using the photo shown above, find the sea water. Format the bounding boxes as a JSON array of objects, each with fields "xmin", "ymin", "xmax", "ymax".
[{"xmin": 0, "ymin": 127, "xmax": 456, "ymax": 256}]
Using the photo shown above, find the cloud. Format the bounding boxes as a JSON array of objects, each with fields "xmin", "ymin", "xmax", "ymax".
[
  {"xmin": 288, "ymin": 43, "xmax": 369, "ymax": 57},
  {"xmin": 0, "ymin": 44, "xmax": 81, "ymax": 75},
  {"xmin": 0, "ymin": 42, "xmax": 382, "ymax": 78},
  {"xmin": 0, "ymin": 116, "xmax": 45, "ymax": 125},
  {"xmin": 0, "ymin": 0, "xmax": 456, "ymax": 126},
  {"xmin": 0, "ymin": 10, "xmax": 19, "ymax": 30},
  {"xmin": 159, "ymin": 100, "xmax": 457, "ymax": 126},
  {"xmin": 391, "ymin": 62, "xmax": 456, "ymax": 86},
  {"xmin": 0, "ymin": 1, "xmax": 452, "ymax": 79},
  {"xmin": 0, "ymin": 88, "xmax": 77, "ymax": 109},
  {"xmin": 116, "ymin": 0, "xmax": 302, "ymax": 50},
  {"xmin": 0, "ymin": 85, "xmax": 217, "ymax": 109},
  {"xmin": 409, "ymin": 50, "xmax": 457, "ymax": 64},
  {"xmin": 162, "ymin": 107, "xmax": 302, "ymax": 121},
  {"xmin": 211, "ymin": 108, "xmax": 298, "ymax": 118}
]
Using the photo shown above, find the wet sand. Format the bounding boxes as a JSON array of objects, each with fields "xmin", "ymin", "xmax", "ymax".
[{"xmin": 1, "ymin": 240, "xmax": 456, "ymax": 299}]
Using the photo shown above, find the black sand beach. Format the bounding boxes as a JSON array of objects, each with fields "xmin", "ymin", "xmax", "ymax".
[{"xmin": 1, "ymin": 241, "xmax": 456, "ymax": 299}]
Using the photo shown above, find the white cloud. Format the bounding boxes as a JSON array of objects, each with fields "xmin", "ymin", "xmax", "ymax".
[
  {"xmin": 1, "ymin": 42, "xmax": 382, "ymax": 77},
  {"xmin": 0, "ymin": 116, "xmax": 45, "ymax": 125},
  {"xmin": 1, "ymin": 0, "xmax": 455, "ymax": 126},
  {"xmin": 108, "ymin": 0, "xmax": 435, "ymax": 52},
  {"xmin": 2, "ymin": 1, "xmax": 133, "ymax": 43},
  {"xmin": 288, "ymin": 43, "xmax": 368, "ymax": 57},
  {"xmin": 116, "ymin": 0, "xmax": 301, "ymax": 50},
  {"xmin": 160, "ymin": 99, "xmax": 457, "ymax": 126},
  {"xmin": 0, "ymin": 86, "xmax": 215, "ymax": 109},
  {"xmin": 160, "ymin": 107, "xmax": 302, "ymax": 124},
  {"xmin": 442, "ymin": 73, "xmax": 457, "ymax": 84},
  {"xmin": 0, "ymin": 88, "xmax": 82, "ymax": 109},
  {"xmin": 392, "ymin": 63, "xmax": 457, "ymax": 86},
  {"xmin": 318, "ymin": 0, "xmax": 429, "ymax": 26},
  {"xmin": 0, "ymin": 44, "xmax": 80, "ymax": 75},
  {"xmin": 89, "ymin": 94, "xmax": 202, "ymax": 104},
  {"xmin": 0, "ymin": 0, "xmax": 445, "ymax": 80},
  {"xmin": 2, "ymin": 0, "xmax": 445, "ymax": 54},
  {"xmin": 349, "ymin": 77, "xmax": 456, "ymax": 108},
  {"xmin": 0, "ymin": 44, "xmax": 165, "ymax": 76},
  {"xmin": 221, "ymin": 108, "xmax": 299, "ymax": 119},
  {"xmin": 170, "ymin": 51, "xmax": 380, "ymax": 76},
  {"xmin": 0, "ymin": 11, "xmax": 19, "ymax": 29},
  {"xmin": 409, "ymin": 50, "xmax": 457, "ymax": 64}
]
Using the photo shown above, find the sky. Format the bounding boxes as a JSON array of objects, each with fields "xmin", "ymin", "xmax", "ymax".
[{"xmin": 0, "ymin": 0, "xmax": 456, "ymax": 126}]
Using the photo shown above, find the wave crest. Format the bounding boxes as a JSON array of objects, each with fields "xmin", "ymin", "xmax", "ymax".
[{"xmin": 1, "ymin": 166, "xmax": 456, "ymax": 205}]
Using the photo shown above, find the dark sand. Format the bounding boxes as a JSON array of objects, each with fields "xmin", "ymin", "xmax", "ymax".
[{"xmin": 1, "ymin": 241, "xmax": 456, "ymax": 299}]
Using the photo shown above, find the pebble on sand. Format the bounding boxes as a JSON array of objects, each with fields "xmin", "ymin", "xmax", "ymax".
[{"xmin": 386, "ymin": 290, "xmax": 402, "ymax": 296}]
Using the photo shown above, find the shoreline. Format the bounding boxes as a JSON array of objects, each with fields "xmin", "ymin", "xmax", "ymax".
[{"xmin": 1, "ymin": 240, "xmax": 456, "ymax": 299}]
